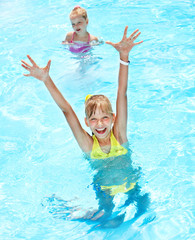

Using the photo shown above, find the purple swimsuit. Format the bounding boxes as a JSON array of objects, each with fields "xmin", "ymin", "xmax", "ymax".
[{"xmin": 69, "ymin": 32, "xmax": 91, "ymax": 53}]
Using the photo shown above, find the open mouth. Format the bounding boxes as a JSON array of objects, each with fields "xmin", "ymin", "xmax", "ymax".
[
  {"xmin": 76, "ymin": 28, "xmax": 81, "ymax": 32},
  {"xmin": 96, "ymin": 128, "xmax": 106, "ymax": 134}
]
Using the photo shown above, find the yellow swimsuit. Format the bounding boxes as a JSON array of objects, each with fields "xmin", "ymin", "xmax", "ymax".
[
  {"xmin": 90, "ymin": 131, "xmax": 136, "ymax": 196},
  {"xmin": 90, "ymin": 131, "xmax": 127, "ymax": 159}
]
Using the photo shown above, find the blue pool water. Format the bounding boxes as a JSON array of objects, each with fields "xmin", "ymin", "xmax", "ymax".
[{"xmin": 0, "ymin": 0, "xmax": 194, "ymax": 239}]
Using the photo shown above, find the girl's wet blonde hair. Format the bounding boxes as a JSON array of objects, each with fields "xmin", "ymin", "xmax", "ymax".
[
  {"xmin": 69, "ymin": 6, "xmax": 88, "ymax": 20},
  {"xmin": 85, "ymin": 95, "xmax": 113, "ymax": 119}
]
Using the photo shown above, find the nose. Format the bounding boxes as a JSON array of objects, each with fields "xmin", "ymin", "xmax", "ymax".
[
  {"xmin": 76, "ymin": 22, "xmax": 81, "ymax": 27},
  {"xmin": 97, "ymin": 119, "xmax": 103, "ymax": 126}
]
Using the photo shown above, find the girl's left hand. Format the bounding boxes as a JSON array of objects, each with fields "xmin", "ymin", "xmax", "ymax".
[{"xmin": 106, "ymin": 26, "xmax": 143, "ymax": 56}]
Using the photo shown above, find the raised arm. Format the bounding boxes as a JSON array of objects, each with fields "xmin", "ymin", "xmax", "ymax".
[
  {"xmin": 21, "ymin": 55, "xmax": 92, "ymax": 152},
  {"xmin": 106, "ymin": 26, "xmax": 143, "ymax": 143}
]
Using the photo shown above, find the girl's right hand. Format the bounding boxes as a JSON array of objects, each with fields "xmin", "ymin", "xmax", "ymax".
[
  {"xmin": 106, "ymin": 26, "xmax": 143, "ymax": 56},
  {"xmin": 21, "ymin": 55, "xmax": 51, "ymax": 82}
]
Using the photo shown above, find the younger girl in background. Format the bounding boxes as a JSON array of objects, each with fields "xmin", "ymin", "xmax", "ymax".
[{"xmin": 62, "ymin": 6, "xmax": 99, "ymax": 53}]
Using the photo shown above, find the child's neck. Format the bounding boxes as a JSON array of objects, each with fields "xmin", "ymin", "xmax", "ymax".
[
  {"xmin": 74, "ymin": 31, "xmax": 89, "ymax": 42},
  {"xmin": 97, "ymin": 133, "xmax": 111, "ymax": 153}
]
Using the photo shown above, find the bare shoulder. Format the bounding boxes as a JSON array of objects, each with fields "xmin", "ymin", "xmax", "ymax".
[
  {"xmin": 112, "ymin": 124, "xmax": 128, "ymax": 145},
  {"xmin": 80, "ymin": 130, "xmax": 94, "ymax": 153},
  {"xmin": 65, "ymin": 31, "xmax": 74, "ymax": 42},
  {"xmin": 89, "ymin": 34, "xmax": 99, "ymax": 42}
]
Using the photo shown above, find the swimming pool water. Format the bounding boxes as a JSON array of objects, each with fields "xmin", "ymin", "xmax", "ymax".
[{"xmin": 0, "ymin": 0, "xmax": 194, "ymax": 239}]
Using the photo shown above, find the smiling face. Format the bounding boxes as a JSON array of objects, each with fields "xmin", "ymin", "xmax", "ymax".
[
  {"xmin": 84, "ymin": 95, "xmax": 115, "ymax": 140},
  {"xmin": 85, "ymin": 107, "xmax": 115, "ymax": 140},
  {"xmin": 70, "ymin": 15, "xmax": 88, "ymax": 35}
]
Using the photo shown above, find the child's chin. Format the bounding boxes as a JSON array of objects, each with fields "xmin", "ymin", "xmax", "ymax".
[{"xmin": 95, "ymin": 132, "xmax": 108, "ymax": 139}]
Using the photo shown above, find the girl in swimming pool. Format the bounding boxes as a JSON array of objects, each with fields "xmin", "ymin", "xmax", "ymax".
[
  {"xmin": 22, "ymin": 27, "xmax": 148, "ymax": 227},
  {"xmin": 62, "ymin": 6, "xmax": 99, "ymax": 53}
]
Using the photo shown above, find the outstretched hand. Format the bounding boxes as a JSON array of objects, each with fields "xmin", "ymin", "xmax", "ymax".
[
  {"xmin": 21, "ymin": 55, "xmax": 51, "ymax": 82},
  {"xmin": 106, "ymin": 26, "xmax": 143, "ymax": 56}
]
